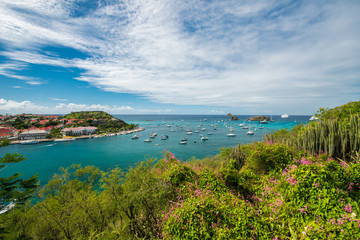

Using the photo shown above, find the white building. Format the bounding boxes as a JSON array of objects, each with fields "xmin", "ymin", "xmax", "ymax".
[
  {"xmin": 18, "ymin": 130, "xmax": 48, "ymax": 140},
  {"xmin": 62, "ymin": 127, "xmax": 97, "ymax": 136}
]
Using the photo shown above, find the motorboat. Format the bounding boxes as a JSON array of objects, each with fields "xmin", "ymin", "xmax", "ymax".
[
  {"xmin": 161, "ymin": 135, "xmax": 169, "ymax": 140},
  {"xmin": 144, "ymin": 139, "xmax": 152, "ymax": 142},
  {"xmin": 131, "ymin": 135, "xmax": 139, "ymax": 139},
  {"xmin": 281, "ymin": 114, "xmax": 289, "ymax": 118},
  {"xmin": 54, "ymin": 138, "xmax": 75, "ymax": 142},
  {"xmin": 179, "ymin": 141, "xmax": 187, "ymax": 145},
  {"xmin": 201, "ymin": 136, "xmax": 208, "ymax": 141},
  {"xmin": 20, "ymin": 140, "xmax": 39, "ymax": 144},
  {"xmin": 226, "ymin": 133, "xmax": 236, "ymax": 137}
]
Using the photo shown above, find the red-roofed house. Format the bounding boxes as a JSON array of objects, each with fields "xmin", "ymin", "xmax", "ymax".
[
  {"xmin": 29, "ymin": 127, "xmax": 40, "ymax": 131},
  {"xmin": 39, "ymin": 120, "xmax": 49, "ymax": 125},
  {"xmin": 0, "ymin": 127, "xmax": 18, "ymax": 139},
  {"xmin": 40, "ymin": 126, "xmax": 53, "ymax": 132}
]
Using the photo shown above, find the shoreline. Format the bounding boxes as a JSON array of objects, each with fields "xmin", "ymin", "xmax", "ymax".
[{"xmin": 9, "ymin": 127, "xmax": 145, "ymax": 145}]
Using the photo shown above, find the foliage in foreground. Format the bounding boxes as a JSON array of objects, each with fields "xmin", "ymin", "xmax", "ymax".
[{"xmin": 0, "ymin": 142, "xmax": 359, "ymax": 239}]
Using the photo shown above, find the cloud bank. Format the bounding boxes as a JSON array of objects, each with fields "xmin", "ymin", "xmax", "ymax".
[
  {"xmin": 0, "ymin": 98, "xmax": 172, "ymax": 115},
  {"xmin": 0, "ymin": 0, "xmax": 359, "ymax": 114}
]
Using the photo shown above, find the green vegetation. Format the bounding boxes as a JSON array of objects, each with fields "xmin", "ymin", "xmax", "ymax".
[
  {"xmin": 0, "ymin": 102, "xmax": 359, "ymax": 239},
  {"xmin": 64, "ymin": 111, "xmax": 137, "ymax": 134},
  {"xmin": 265, "ymin": 101, "xmax": 360, "ymax": 160},
  {"xmin": 64, "ymin": 111, "xmax": 116, "ymax": 120}
]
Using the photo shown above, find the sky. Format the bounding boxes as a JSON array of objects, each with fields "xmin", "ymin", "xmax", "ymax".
[{"xmin": 0, "ymin": 0, "xmax": 359, "ymax": 115}]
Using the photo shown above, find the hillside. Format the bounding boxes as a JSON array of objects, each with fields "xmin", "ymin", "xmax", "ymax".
[
  {"xmin": 64, "ymin": 111, "xmax": 137, "ymax": 133},
  {"xmin": 316, "ymin": 100, "xmax": 360, "ymax": 121}
]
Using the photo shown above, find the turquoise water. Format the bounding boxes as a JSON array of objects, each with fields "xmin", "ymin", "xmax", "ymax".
[{"xmin": 0, "ymin": 115, "xmax": 309, "ymax": 185}]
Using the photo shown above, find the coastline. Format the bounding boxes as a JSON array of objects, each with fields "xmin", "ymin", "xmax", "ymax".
[{"xmin": 9, "ymin": 127, "xmax": 145, "ymax": 145}]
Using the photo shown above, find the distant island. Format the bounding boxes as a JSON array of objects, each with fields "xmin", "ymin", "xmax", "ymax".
[
  {"xmin": 0, "ymin": 111, "xmax": 140, "ymax": 143},
  {"xmin": 226, "ymin": 113, "xmax": 239, "ymax": 120},
  {"xmin": 247, "ymin": 115, "xmax": 270, "ymax": 121}
]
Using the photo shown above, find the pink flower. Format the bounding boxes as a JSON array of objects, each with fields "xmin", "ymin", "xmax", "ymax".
[{"xmin": 344, "ymin": 203, "xmax": 353, "ymax": 213}]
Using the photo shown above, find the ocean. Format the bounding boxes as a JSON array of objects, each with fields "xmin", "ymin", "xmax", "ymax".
[{"xmin": 0, "ymin": 115, "xmax": 310, "ymax": 185}]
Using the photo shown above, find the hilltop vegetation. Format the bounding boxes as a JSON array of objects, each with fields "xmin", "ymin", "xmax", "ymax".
[
  {"xmin": 316, "ymin": 100, "xmax": 360, "ymax": 121},
  {"xmin": 64, "ymin": 111, "xmax": 115, "ymax": 120},
  {"xmin": 64, "ymin": 111, "xmax": 137, "ymax": 134},
  {"xmin": 0, "ymin": 102, "xmax": 359, "ymax": 239}
]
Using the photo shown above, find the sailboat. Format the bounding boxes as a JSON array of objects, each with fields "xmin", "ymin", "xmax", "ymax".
[
  {"xmin": 281, "ymin": 114, "xmax": 289, "ymax": 118},
  {"xmin": 246, "ymin": 125, "xmax": 254, "ymax": 135}
]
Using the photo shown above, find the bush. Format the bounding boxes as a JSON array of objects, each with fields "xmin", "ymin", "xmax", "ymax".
[{"xmin": 244, "ymin": 142, "xmax": 294, "ymax": 174}]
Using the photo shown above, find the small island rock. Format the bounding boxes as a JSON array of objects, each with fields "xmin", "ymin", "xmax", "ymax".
[{"xmin": 248, "ymin": 115, "xmax": 270, "ymax": 121}]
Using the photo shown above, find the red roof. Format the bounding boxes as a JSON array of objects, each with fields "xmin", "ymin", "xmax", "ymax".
[
  {"xmin": 40, "ymin": 126, "xmax": 53, "ymax": 131},
  {"xmin": 0, "ymin": 133, "xmax": 12, "ymax": 137},
  {"xmin": 29, "ymin": 127, "xmax": 40, "ymax": 131}
]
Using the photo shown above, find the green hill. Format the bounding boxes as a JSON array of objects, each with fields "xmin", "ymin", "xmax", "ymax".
[
  {"xmin": 64, "ymin": 111, "xmax": 116, "ymax": 120},
  {"xmin": 64, "ymin": 111, "xmax": 137, "ymax": 133}
]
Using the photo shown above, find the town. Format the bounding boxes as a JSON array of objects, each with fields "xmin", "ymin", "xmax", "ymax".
[{"xmin": 0, "ymin": 111, "xmax": 140, "ymax": 144}]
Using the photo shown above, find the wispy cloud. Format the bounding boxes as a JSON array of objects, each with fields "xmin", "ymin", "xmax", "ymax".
[
  {"xmin": 0, "ymin": 0, "xmax": 359, "ymax": 114},
  {"xmin": 51, "ymin": 98, "xmax": 68, "ymax": 102}
]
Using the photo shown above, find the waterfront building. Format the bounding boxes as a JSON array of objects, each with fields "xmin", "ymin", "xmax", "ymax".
[
  {"xmin": 61, "ymin": 127, "xmax": 98, "ymax": 136},
  {"xmin": 18, "ymin": 130, "xmax": 48, "ymax": 140}
]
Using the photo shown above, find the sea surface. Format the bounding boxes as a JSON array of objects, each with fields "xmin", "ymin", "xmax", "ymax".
[{"xmin": 0, "ymin": 115, "xmax": 310, "ymax": 185}]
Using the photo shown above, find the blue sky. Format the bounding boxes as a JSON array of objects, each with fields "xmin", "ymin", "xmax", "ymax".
[{"xmin": 0, "ymin": 0, "xmax": 359, "ymax": 115}]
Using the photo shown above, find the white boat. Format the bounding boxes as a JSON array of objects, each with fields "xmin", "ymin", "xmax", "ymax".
[
  {"xmin": 181, "ymin": 137, "xmax": 188, "ymax": 141},
  {"xmin": 201, "ymin": 136, "xmax": 208, "ymax": 141},
  {"xmin": 281, "ymin": 114, "xmax": 289, "ymax": 118},
  {"xmin": 194, "ymin": 130, "xmax": 200, "ymax": 133},
  {"xmin": 246, "ymin": 130, "xmax": 254, "ymax": 135},
  {"xmin": 259, "ymin": 125, "xmax": 264, "ymax": 129},
  {"xmin": 229, "ymin": 127, "xmax": 235, "ymax": 132},
  {"xmin": 270, "ymin": 115, "xmax": 274, "ymax": 122},
  {"xmin": 161, "ymin": 135, "xmax": 169, "ymax": 140},
  {"xmin": 260, "ymin": 120, "xmax": 268, "ymax": 124},
  {"xmin": 0, "ymin": 201, "xmax": 16, "ymax": 215},
  {"xmin": 20, "ymin": 140, "xmax": 39, "ymax": 144},
  {"xmin": 242, "ymin": 126, "xmax": 249, "ymax": 129},
  {"xmin": 150, "ymin": 133, "xmax": 157, "ymax": 138},
  {"xmin": 201, "ymin": 128, "xmax": 207, "ymax": 131},
  {"xmin": 54, "ymin": 138, "xmax": 75, "ymax": 142},
  {"xmin": 309, "ymin": 116, "xmax": 318, "ymax": 121},
  {"xmin": 207, "ymin": 132, "xmax": 213, "ymax": 135},
  {"xmin": 144, "ymin": 139, "xmax": 152, "ymax": 142},
  {"xmin": 179, "ymin": 141, "xmax": 187, "ymax": 145},
  {"xmin": 247, "ymin": 125, "xmax": 254, "ymax": 135},
  {"xmin": 226, "ymin": 133, "xmax": 236, "ymax": 137},
  {"xmin": 131, "ymin": 135, "xmax": 139, "ymax": 139},
  {"xmin": 186, "ymin": 132, "xmax": 192, "ymax": 135}
]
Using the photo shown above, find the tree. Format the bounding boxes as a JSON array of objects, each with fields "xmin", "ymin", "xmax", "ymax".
[{"xmin": 0, "ymin": 153, "xmax": 38, "ymax": 205}]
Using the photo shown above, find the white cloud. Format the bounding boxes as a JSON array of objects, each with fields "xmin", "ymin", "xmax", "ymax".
[
  {"xmin": 54, "ymin": 103, "xmax": 134, "ymax": 114},
  {"xmin": 51, "ymin": 98, "xmax": 68, "ymax": 102},
  {"xmin": 0, "ymin": 98, "xmax": 172, "ymax": 115},
  {"xmin": 0, "ymin": 98, "xmax": 48, "ymax": 113},
  {"xmin": 0, "ymin": 1, "xmax": 359, "ymax": 114}
]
